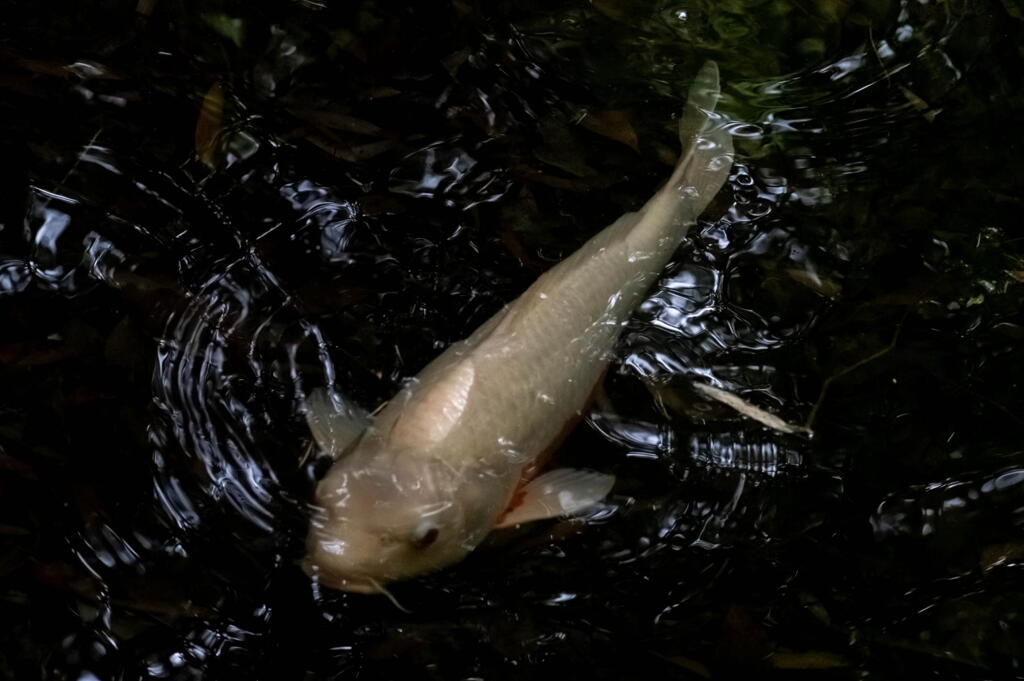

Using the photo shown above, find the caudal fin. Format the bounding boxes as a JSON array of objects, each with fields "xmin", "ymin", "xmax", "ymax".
[
  {"xmin": 660, "ymin": 61, "xmax": 734, "ymax": 221},
  {"xmin": 679, "ymin": 61, "xmax": 722, "ymax": 149}
]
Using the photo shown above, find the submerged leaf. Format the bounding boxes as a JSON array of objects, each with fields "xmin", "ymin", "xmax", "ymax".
[
  {"xmin": 202, "ymin": 13, "xmax": 244, "ymax": 47},
  {"xmin": 290, "ymin": 108, "xmax": 385, "ymax": 137},
  {"xmin": 785, "ymin": 267, "xmax": 842, "ymax": 297},
  {"xmin": 898, "ymin": 85, "xmax": 941, "ymax": 122},
  {"xmin": 303, "ymin": 132, "xmax": 396, "ymax": 163},
  {"xmin": 135, "ymin": 0, "xmax": 158, "ymax": 18},
  {"xmin": 589, "ymin": 0, "xmax": 631, "ymax": 22},
  {"xmin": 0, "ymin": 450, "xmax": 37, "ymax": 480},
  {"xmin": 652, "ymin": 652, "xmax": 712, "ymax": 678},
  {"xmin": 693, "ymin": 383, "xmax": 809, "ymax": 435},
  {"xmin": 770, "ymin": 651, "xmax": 849, "ymax": 669},
  {"xmin": 980, "ymin": 542, "xmax": 1024, "ymax": 571},
  {"xmin": 534, "ymin": 119, "xmax": 596, "ymax": 177},
  {"xmin": 999, "ymin": 0, "xmax": 1024, "ymax": 21},
  {"xmin": 580, "ymin": 109, "xmax": 639, "ymax": 151},
  {"xmin": 195, "ymin": 81, "xmax": 224, "ymax": 168}
]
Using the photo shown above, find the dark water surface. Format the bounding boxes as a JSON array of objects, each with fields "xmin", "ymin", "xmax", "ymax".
[{"xmin": 2, "ymin": 1, "xmax": 1023, "ymax": 679}]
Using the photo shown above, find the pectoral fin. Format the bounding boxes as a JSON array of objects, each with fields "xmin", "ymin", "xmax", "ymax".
[
  {"xmin": 306, "ymin": 388, "xmax": 372, "ymax": 459},
  {"xmin": 496, "ymin": 468, "xmax": 615, "ymax": 528}
]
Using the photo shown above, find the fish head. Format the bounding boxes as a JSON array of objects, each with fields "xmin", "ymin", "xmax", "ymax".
[{"xmin": 304, "ymin": 448, "xmax": 475, "ymax": 592}]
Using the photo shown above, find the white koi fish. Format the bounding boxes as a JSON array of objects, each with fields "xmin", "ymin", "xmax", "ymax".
[{"xmin": 304, "ymin": 61, "xmax": 734, "ymax": 593}]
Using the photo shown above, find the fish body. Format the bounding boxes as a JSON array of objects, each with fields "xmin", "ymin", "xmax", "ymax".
[{"xmin": 304, "ymin": 62, "xmax": 734, "ymax": 592}]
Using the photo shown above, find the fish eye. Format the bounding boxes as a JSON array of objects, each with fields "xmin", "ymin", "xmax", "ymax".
[{"xmin": 411, "ymin": 524, "xmax": 440, "ymax": 550}]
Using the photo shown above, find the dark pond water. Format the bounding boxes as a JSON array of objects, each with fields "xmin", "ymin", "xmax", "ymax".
[{"xmin": 2, "ymin": 1, "xmax": 1023, "ymax": 679}]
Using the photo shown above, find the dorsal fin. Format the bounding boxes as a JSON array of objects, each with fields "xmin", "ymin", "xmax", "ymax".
[{"xmin": 389, "ymin": 360, "xmax": 476, "ymax": 449}]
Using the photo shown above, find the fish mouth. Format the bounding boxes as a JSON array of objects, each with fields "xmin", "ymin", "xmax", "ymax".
[
  {"xmin": 302, "ymin": 557, "xmax": 381, "ymax": 594},
  {"xmin": 332, "ymin": 576, "xmax": 379, "ymax": 594},
  {"xmin": 313, "ymin": 568, "xmax": 381, "ymax": 594}
]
